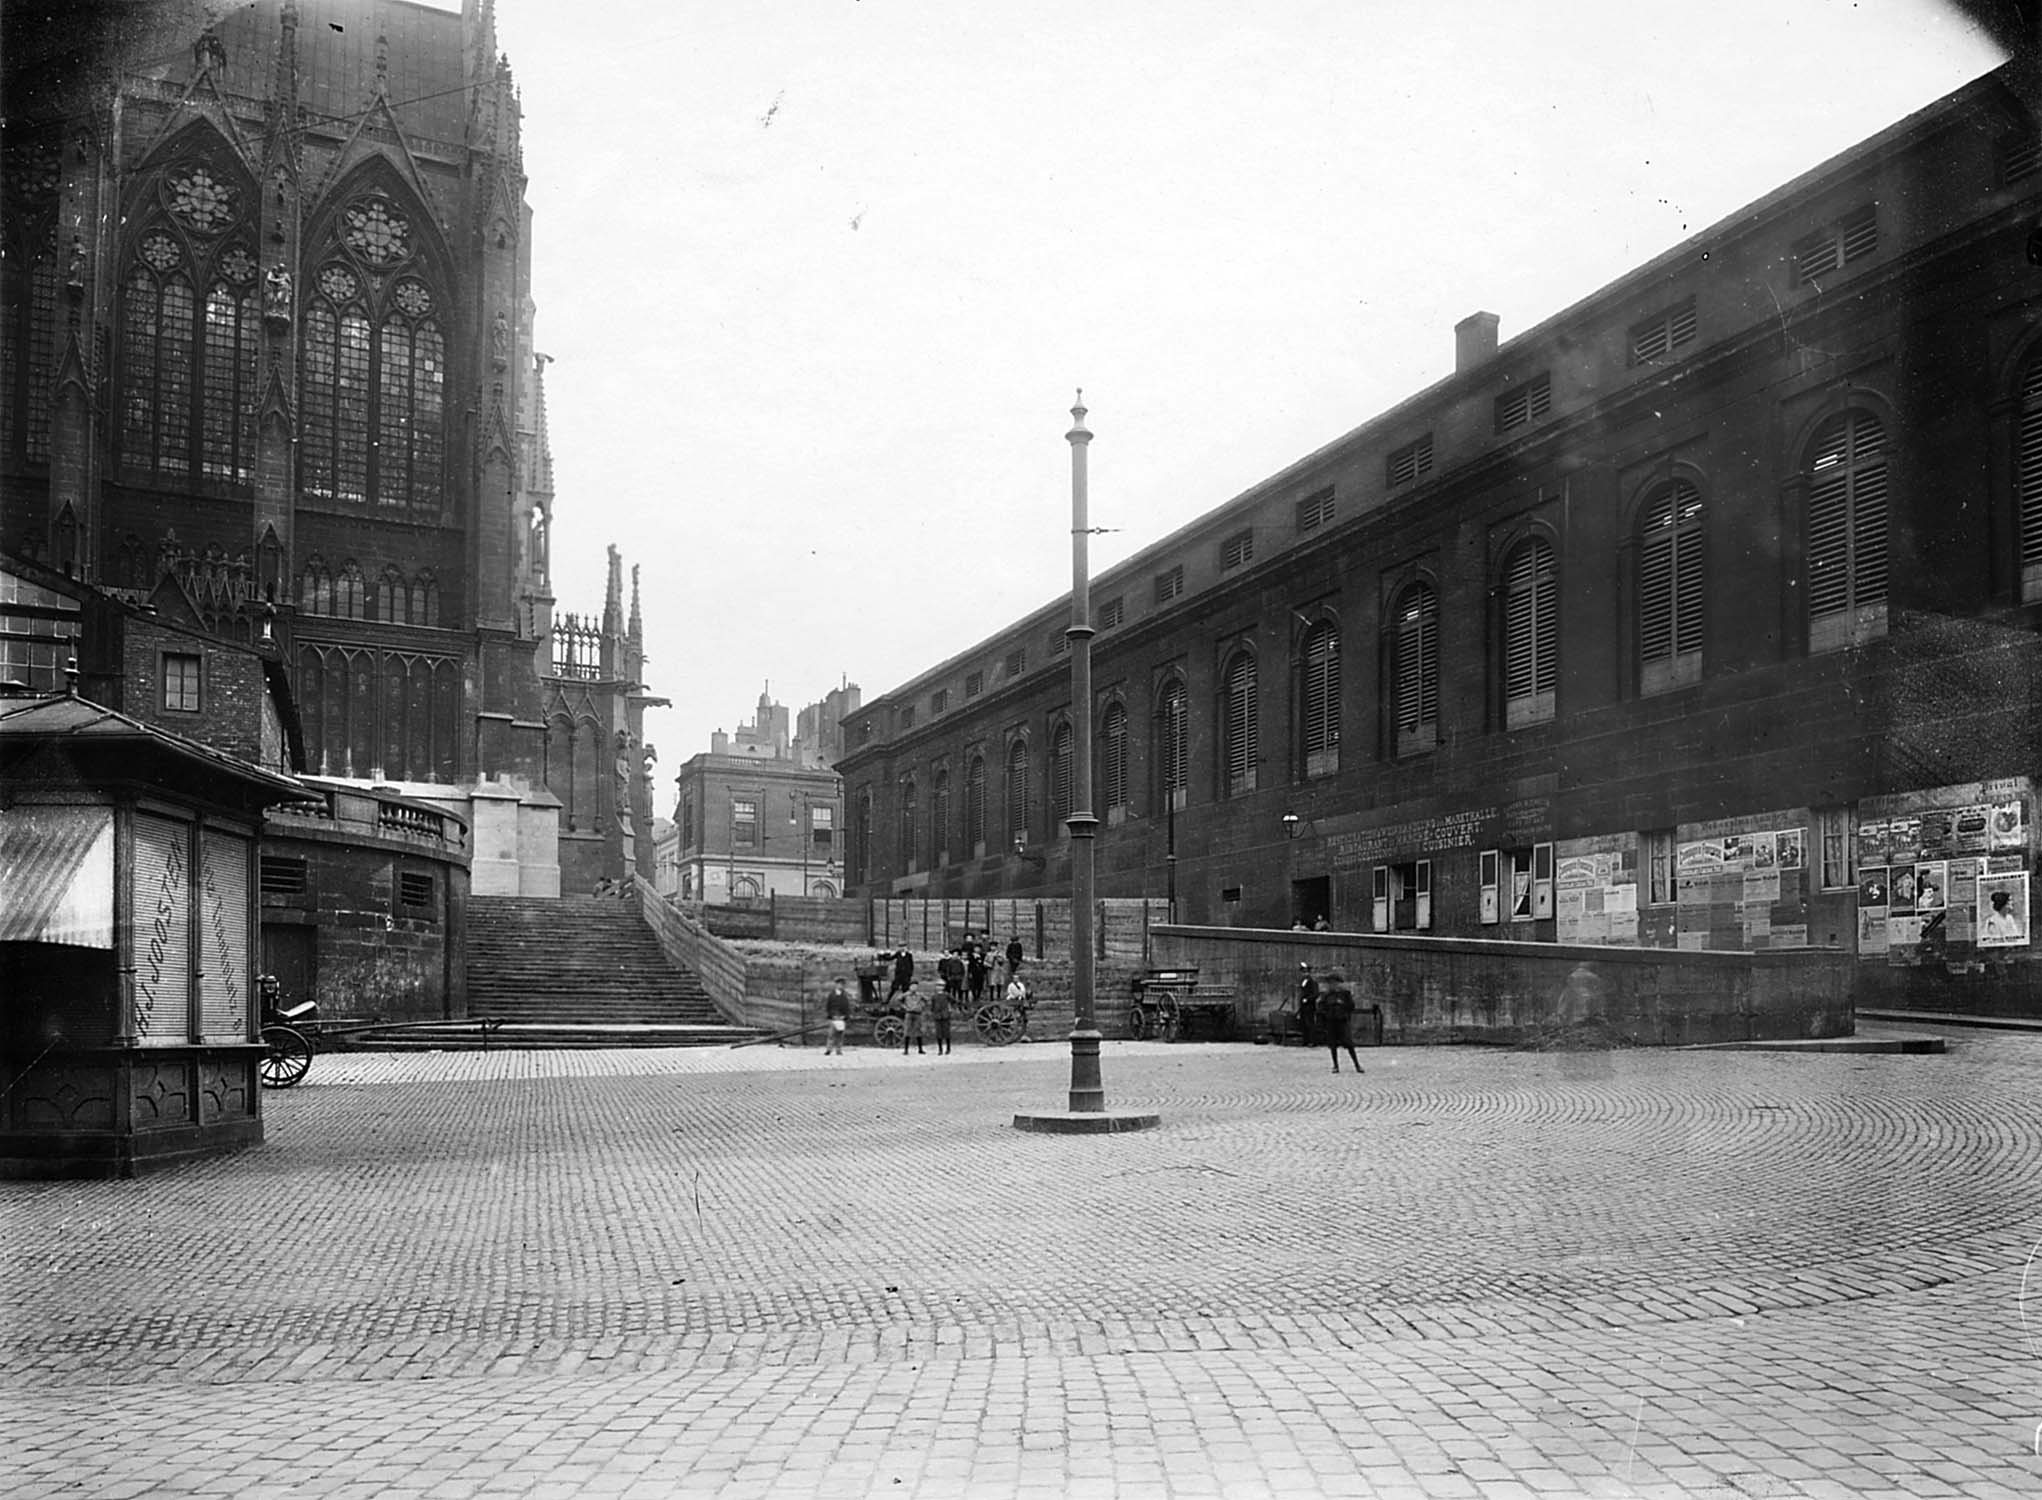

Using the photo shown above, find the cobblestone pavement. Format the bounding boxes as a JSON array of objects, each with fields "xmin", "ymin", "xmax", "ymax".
[{"xmin": 5, "ymin": 1026, "xmax": 2041, "ymax": 1498}]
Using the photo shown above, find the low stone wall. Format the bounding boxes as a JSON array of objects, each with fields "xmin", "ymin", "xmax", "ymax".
[
  {"xmin": 633, "ymin": 879, "xmax": 751, "ymax": 1025},
  {"xmin": 1151, "ymin": 927, "xmax": 1854, "ymax": 1046},
  {"xmin": 768, "ymin": 895, "xmax": 867, "ymax": 946}
]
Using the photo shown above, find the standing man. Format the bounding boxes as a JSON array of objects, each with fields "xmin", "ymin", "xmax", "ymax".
[
  {"xmin": 823, "ymin": 977, "xmax": 852, "ymax": 1056},
  {"xmin": 1005, "ymin": 935, "xmax": 1024, "ymax": 983},
  {"xmin": 1320, "ymin": 970, "xmax": 1363, "ymax": 1074},
  {"xmin": 887, "ymin": 947, "xmax": 915, "ymax": 1002},
  {"xmin": 929, "ymin": 982, "xmax": 953, "ymax": 1055},
  {"xmin": 966, "ymin": 940, "xmax": 989, "ymax": 1006},
  {"xmin": 1295, "ymin": 962, "xmax": 1318, "ymax": 1048},
  {"xmin": 900, "ymin": 984, "xmax": 927, "ymax": 1056}
]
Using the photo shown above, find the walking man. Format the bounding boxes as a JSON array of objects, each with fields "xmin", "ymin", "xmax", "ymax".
[
  {"xmin": 823, "ymin": 977, "xmax": 851, "ymax": 1056},
  {"xmin": 1320, "ymin": 970, "xmax": 1363, "ymax": 1074}
]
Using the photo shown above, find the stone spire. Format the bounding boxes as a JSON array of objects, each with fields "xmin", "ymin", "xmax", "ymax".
[
  {"xmin": 628, "ymin": 565, "xmax": 643, "ymax": 647},
  {"xmin": 604, "ymin": 544, "xmax": 623, "ymax": 637}
]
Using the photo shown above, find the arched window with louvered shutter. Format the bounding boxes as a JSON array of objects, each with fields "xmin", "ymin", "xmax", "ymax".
[
  {"xmin": 1805, "ymin": 409, "xmax": 1889, "ymax": 651},
  {"xmin": 898, "ymin": 778, "xmax": 917, "ymax": 873},
  {"xmin": 1501, "ymin": 538, "xmax": 1557, "ymax": 727},
  {"xmin": 1638, "ymin": 479, "xmax": 1705, "ymax": 693},
  {"xmin": 1005, "ymin": 739, "xmax": 1031, "ymax": 848},
  {"xmin": 1156, "ymin": 678, "xmax": 1189, "ymax": 808},
  {"xmin": 1049, "ymin": 720, "xmax": 1074, "ymax": 832},
  {"xmin": 2018, "ymin": 359, "xmax": 2042, "ymax": 602},
  {"xmin": 853, "ymin": 789, "xmax": 873, "ymax": 885},
  {"xmin": 1100, "ymin": 702, "xmax": 1129, "ymax": 812},
  {"xmin": 965, "ymin": 753, "xmax": 987, "ymax": 856},
  {"xmin": 1220, "ymin": 651, "xmax": 1258, "ymax": 798},
  {"xmin": 1299, "ymin": 622, "xmax": 1340, "ymax": 778},
  {"xmin": 1391, "ymin": 581, "xmax": 1439, "ymax": 756},
  {"xmin": 931, "ymin": 769, "xmax": 951, "ymax": 867}
]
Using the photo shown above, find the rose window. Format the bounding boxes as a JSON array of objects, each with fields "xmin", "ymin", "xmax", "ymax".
[
  {"xmin": 167, "ymin": 167, "xmax": 236, "ymax": 232},
  {"xmin": 140, "ymin": 233, "xmax": 181, "ymax": 272},
  {"xmin": 219, "ymin": 246, "xmax": 258, "ymax": 285},
  {"xmin": 392, "ymin": 280, "xmax": 433, "ymax": 318},
  {"xmin": 342, "ymin": 198, "xmax": 410, "ymax": 266},
  {"xmin": 317, "ymin": 265, "xmax": 360, "ymax": 303}
]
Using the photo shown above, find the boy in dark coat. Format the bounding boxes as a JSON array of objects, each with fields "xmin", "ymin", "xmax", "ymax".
[{"xmin": 1320, "ymin": 970, "xmax": 1363, "ymax": 1074}]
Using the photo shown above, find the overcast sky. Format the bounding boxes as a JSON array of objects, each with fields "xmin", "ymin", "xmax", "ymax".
[{"xmin": 484, "ymin": 0, "xmax": 2007, "ymax": 773}]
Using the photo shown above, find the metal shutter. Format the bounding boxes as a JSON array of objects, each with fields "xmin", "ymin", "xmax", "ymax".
[
  {"xmin": 198, "ymin": 829, "xmax": 251, "ymax": 1040},
  {"xmin": 132, "ymin": 813, "xmax": 192, "ymax": 1045}
]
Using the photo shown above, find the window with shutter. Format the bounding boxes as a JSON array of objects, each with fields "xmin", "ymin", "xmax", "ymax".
[
  {"xmin": 1221, "ymin": 653, "xmax": 1257, "ymax": 797},
  {"xmin": 1049, "ymin": 722, "xmax": 1073, "ymax": 830},
  {"xmin": 1098, "ymin": 596, "xmax": 1125, "ymax": 629},
  {"xmin": 1155, "ymin": 566, "xmax": 1185, "ymax": 604},
  {"xmin": 2001, "ymin": 133, "xmax": 2042, "ymax": 187},
  {"xmin": 1296, "ymin": 489, "xmax": 1335, "ymax": 533},
  {"xmin": 1630, "ymin": 300, "xmax": 1696, "ymax": 364},
  {"xmin": 1495, "ymin": 373, "xmax": 1551, "ymax": 433},
  {"xmin": 1005, "ymin": 740, "xmax": 1030, "ymax": 845},
  {"xmin": 1805, "ymin": 410, "xmax": 1889, "ymax": 651},
  {"xmin": 965, "ymin": 755, "xmax": 986, "ymax": 854},
  {"xmin": 1638, "ymin": 479, "xmax": 1705, "ymax": 694},
  {"xmin": 1387, "ymin": 434, "xmax": 1434, "ymax": 487},
  {"xmin": 899, "ymin": 779, "xmax": 917, "ymax": 872},
  {"xmin": 1157, "ymin": 680, "xmax": 1188, "ymax": 807},
  {"xmin": 1502, "ymin": 539, "xmax": 1557, "ymax": 727},
  {"xmin": 1221, "ymin": 530, "xmax": 1254, "ymax": 570},
  {"xmin": 1300, "ymin": 622, "xmax": 1340, "ymax": 777},
  {"xmin": 1101, "ymin": 703, "xmax": 1128, "ymax": 810},
  {"xmin": 2019, "ymin": 359, "xmax": 2042, "ymax": 601},
  {"xmin": 1393, "ymin": 582, "xmax": 1438, "ymax": 756},
  {"xmin": 931, "ymin": 770, "xmax": 949, "ymax": 866}
]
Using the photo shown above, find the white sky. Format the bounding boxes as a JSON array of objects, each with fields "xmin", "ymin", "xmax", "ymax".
[{"xmin": 484, "ymin": 0, "xmax": 2007, "ymax": 769}]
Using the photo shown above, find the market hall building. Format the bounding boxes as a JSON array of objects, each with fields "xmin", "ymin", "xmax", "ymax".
[{"xmin": 835, "ymin": 62, "xmax": 2042, "ymax": 1014}]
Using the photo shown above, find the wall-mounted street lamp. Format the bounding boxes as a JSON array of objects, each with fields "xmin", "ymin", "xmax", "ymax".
[
  {"xmin": 1012, "ymin": 833, "xmax": 1047, "ymax": 869},
  {"xmin": 1282, "ymin": 811, "xmax": 1302, "ymax": 840}
]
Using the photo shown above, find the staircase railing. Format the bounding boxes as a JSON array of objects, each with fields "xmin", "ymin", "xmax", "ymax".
[{"xmin": 633, "ymin": 875, "xmax": 750, "ymax": 1025}]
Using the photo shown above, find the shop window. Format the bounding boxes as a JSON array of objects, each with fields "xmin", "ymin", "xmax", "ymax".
[
  {"xmin": 1372, "ymin": 860, "xmax": 1432, "ymax": 932},
  {"xmin": 1816, "ymin": 806, "xmax": 1853, "ymax": 890},
  {"xmin": 1481, "ymin": 844, "xmax": 1553, "ymax": 924}
]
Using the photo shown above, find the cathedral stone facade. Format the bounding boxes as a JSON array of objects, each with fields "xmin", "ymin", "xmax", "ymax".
[{"xmin": 1, "ymin": 1, "xmax": 656, "ymax": 897}]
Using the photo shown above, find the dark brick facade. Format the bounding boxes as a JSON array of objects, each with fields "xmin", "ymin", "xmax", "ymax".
[{"xmin": 840, "ymin": 65, "xmax": 2042, "ymax": 1011}]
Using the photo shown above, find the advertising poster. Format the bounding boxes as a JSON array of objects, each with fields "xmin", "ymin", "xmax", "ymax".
[
  {"xmin": 1889, "ymin": 864, "xmax": 1917, "ymax": 915},
  {"xmin": 1978, "ymin": 871, "xmax": 2031, "ymax": 948},
  {"xmin": 1886, "ymin": 816, "xmax": 1921, "ymax": 865},
  {"xmin": 1858, "ymin": 906, "xmax": 1890, "ymax": 954},
  {"xmin": 1952, "ymin": 806, "xmax": 1992, "ymax": 854},
  {"xmin": 1858, "ymin": 821, "xmax": 1889, "ymax": 866},
  {"xmin": 1858, "ymin": 867, "xmax": 1890, "ymax": 908},
  {"xmin": 1776, "ymin": 829, "xmax": 1804, "ymax": 871},
  {"xmin": 1990, "ymin": 801, "xmax": 2027, "ymax": 851},
  {"xmin": 1914, "ymin": 861, "xmax": 1949, "ymax": 913}
]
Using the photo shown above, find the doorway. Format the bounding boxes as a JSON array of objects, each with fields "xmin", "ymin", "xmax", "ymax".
[{"xmin": 1291, "ymin": 875, "xmax": 1330, "ymax": 929}]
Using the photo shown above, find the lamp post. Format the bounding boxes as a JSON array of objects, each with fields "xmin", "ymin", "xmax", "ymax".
[{"xmin": 1065, "ymin": 391, "xmax": 1104, "ymax": 1114}]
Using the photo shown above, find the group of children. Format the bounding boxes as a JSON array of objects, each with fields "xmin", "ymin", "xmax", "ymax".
[{"xmin": 821, "ymin": 932, "xmax": 1032, "ymax": 1056}]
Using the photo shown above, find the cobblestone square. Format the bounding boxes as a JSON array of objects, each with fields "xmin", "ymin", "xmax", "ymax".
[{"xmin": 5, "ymin": 1028, "xmax": 2040, "ymax": 1497}]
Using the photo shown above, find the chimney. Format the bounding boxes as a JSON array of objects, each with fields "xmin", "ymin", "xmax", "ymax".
[{"xmin": 1455, "ymin": 311, "xmax": 1500, "ymax": 373}]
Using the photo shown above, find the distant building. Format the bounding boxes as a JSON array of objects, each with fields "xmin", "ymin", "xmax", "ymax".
[
  {"xmin": 670, "ymin": 687, "xmax": 848, "ymax": 901},
  {"xmin": 837, "ymin": 63, "xmax": 2042, "ymax": 1011}
]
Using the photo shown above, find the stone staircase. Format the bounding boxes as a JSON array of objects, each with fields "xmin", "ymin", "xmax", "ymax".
[{"xmin": 442, "ymin": 895, "xmax": 755, "ymax": 1048}]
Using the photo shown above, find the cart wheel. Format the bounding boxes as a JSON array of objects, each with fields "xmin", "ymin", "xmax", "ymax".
[
  {"xmin": 977, "ymin": 1003, "xmax": 1021, "ymax": 1047},
  {"xmin": 1127, "ymin": 1003, "xmax": 1151, "ymax": 1040},
  {"xmin": 873, "ymin": 1015, "xmax": 905, "ymax": 1049},
  {"xmin": 259, "ymin": 1024, "xmax": 313, "ymax": 1089}
]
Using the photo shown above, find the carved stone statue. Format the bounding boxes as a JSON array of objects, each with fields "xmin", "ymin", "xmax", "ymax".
[
  {"xmin": 491, "ymin": 312, "xmax": 509, "ymax": 369},
  {"xmin": 263, "ymin": 265, "xmax": 292, "ymax": 324}
]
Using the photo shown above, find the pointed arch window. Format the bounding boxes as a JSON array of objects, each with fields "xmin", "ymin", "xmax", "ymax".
[
  {"xmin": 1805, "ymin": 409, "xmax": 1888, "ymax": 651},
  {"xmin": 300, "ymin": 191, "xmax": 446, "ymax": 511},
  {"xmin": 1391, "ymin": 581, "xmax": 1439, "ymax": 757},
  {"xmin": 1049, "ymin": 720, "xmax": 1074, "ymax": 831},
  {"xmin": 376, "ymin": 565, "xmax": 406, "ymax": 624},
  {"xmin": 300, "ymin": 556, "xmax": 333, "ymax": 615},
  {"xmin": 1100, "ymin": 702, "xmax": 1129, "ymax": 812},
  {"xmin": 1221, "ymin": 651, "xmax": 1258, "ymax": 797},
  {"xmin": 117, "ymin": 155, "xmax": 259, "ymax": 484},
  {"xmin": 2018, "ymin": 359, "xmax": 2042, "ymax": 602},
  {"xmin": 1502, "ymin": 538, "xmax": 1557, "ymax": 727},
  {"xmin": 1299, "ymin": 621, "xmax": 1340, "ymax": 778},
  {"xmin": 1005, "ymin": 739, "xmax": 1031, "ymax": 848},
  {"xmin": 334, "ymin": 562, "xmax": 366, "ymax": 621},
  {"xmin": 0, "ymin": 141, "xmax": 62, "ymax": 466},
  {"xmin": 1639, "ymin": 480, "xmax": 1705, "ymax": 693},
  {"xmin": 1156, "ymin": 678, "xmax": 1188, "ymax": 808},
  {"xmin": 964, "ymin": 754, "xmax": 987, "ymax": 857}
]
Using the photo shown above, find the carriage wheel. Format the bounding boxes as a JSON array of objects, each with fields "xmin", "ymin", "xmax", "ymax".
[
  {"xmin": 977, "ymin": 1003, "xmax": 1021, "ymax": 1047},
  {"xmin": 873, "ymin": 1015, "xmax": 905, "ymax": 1049},
  {"xmin": 258, "ymin": 1024, "xmax": 313, "ymax": 1089},
  {"xmin": 1127, "ymin": 1003, "xmax": 1151, "ymax": 1040}
]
